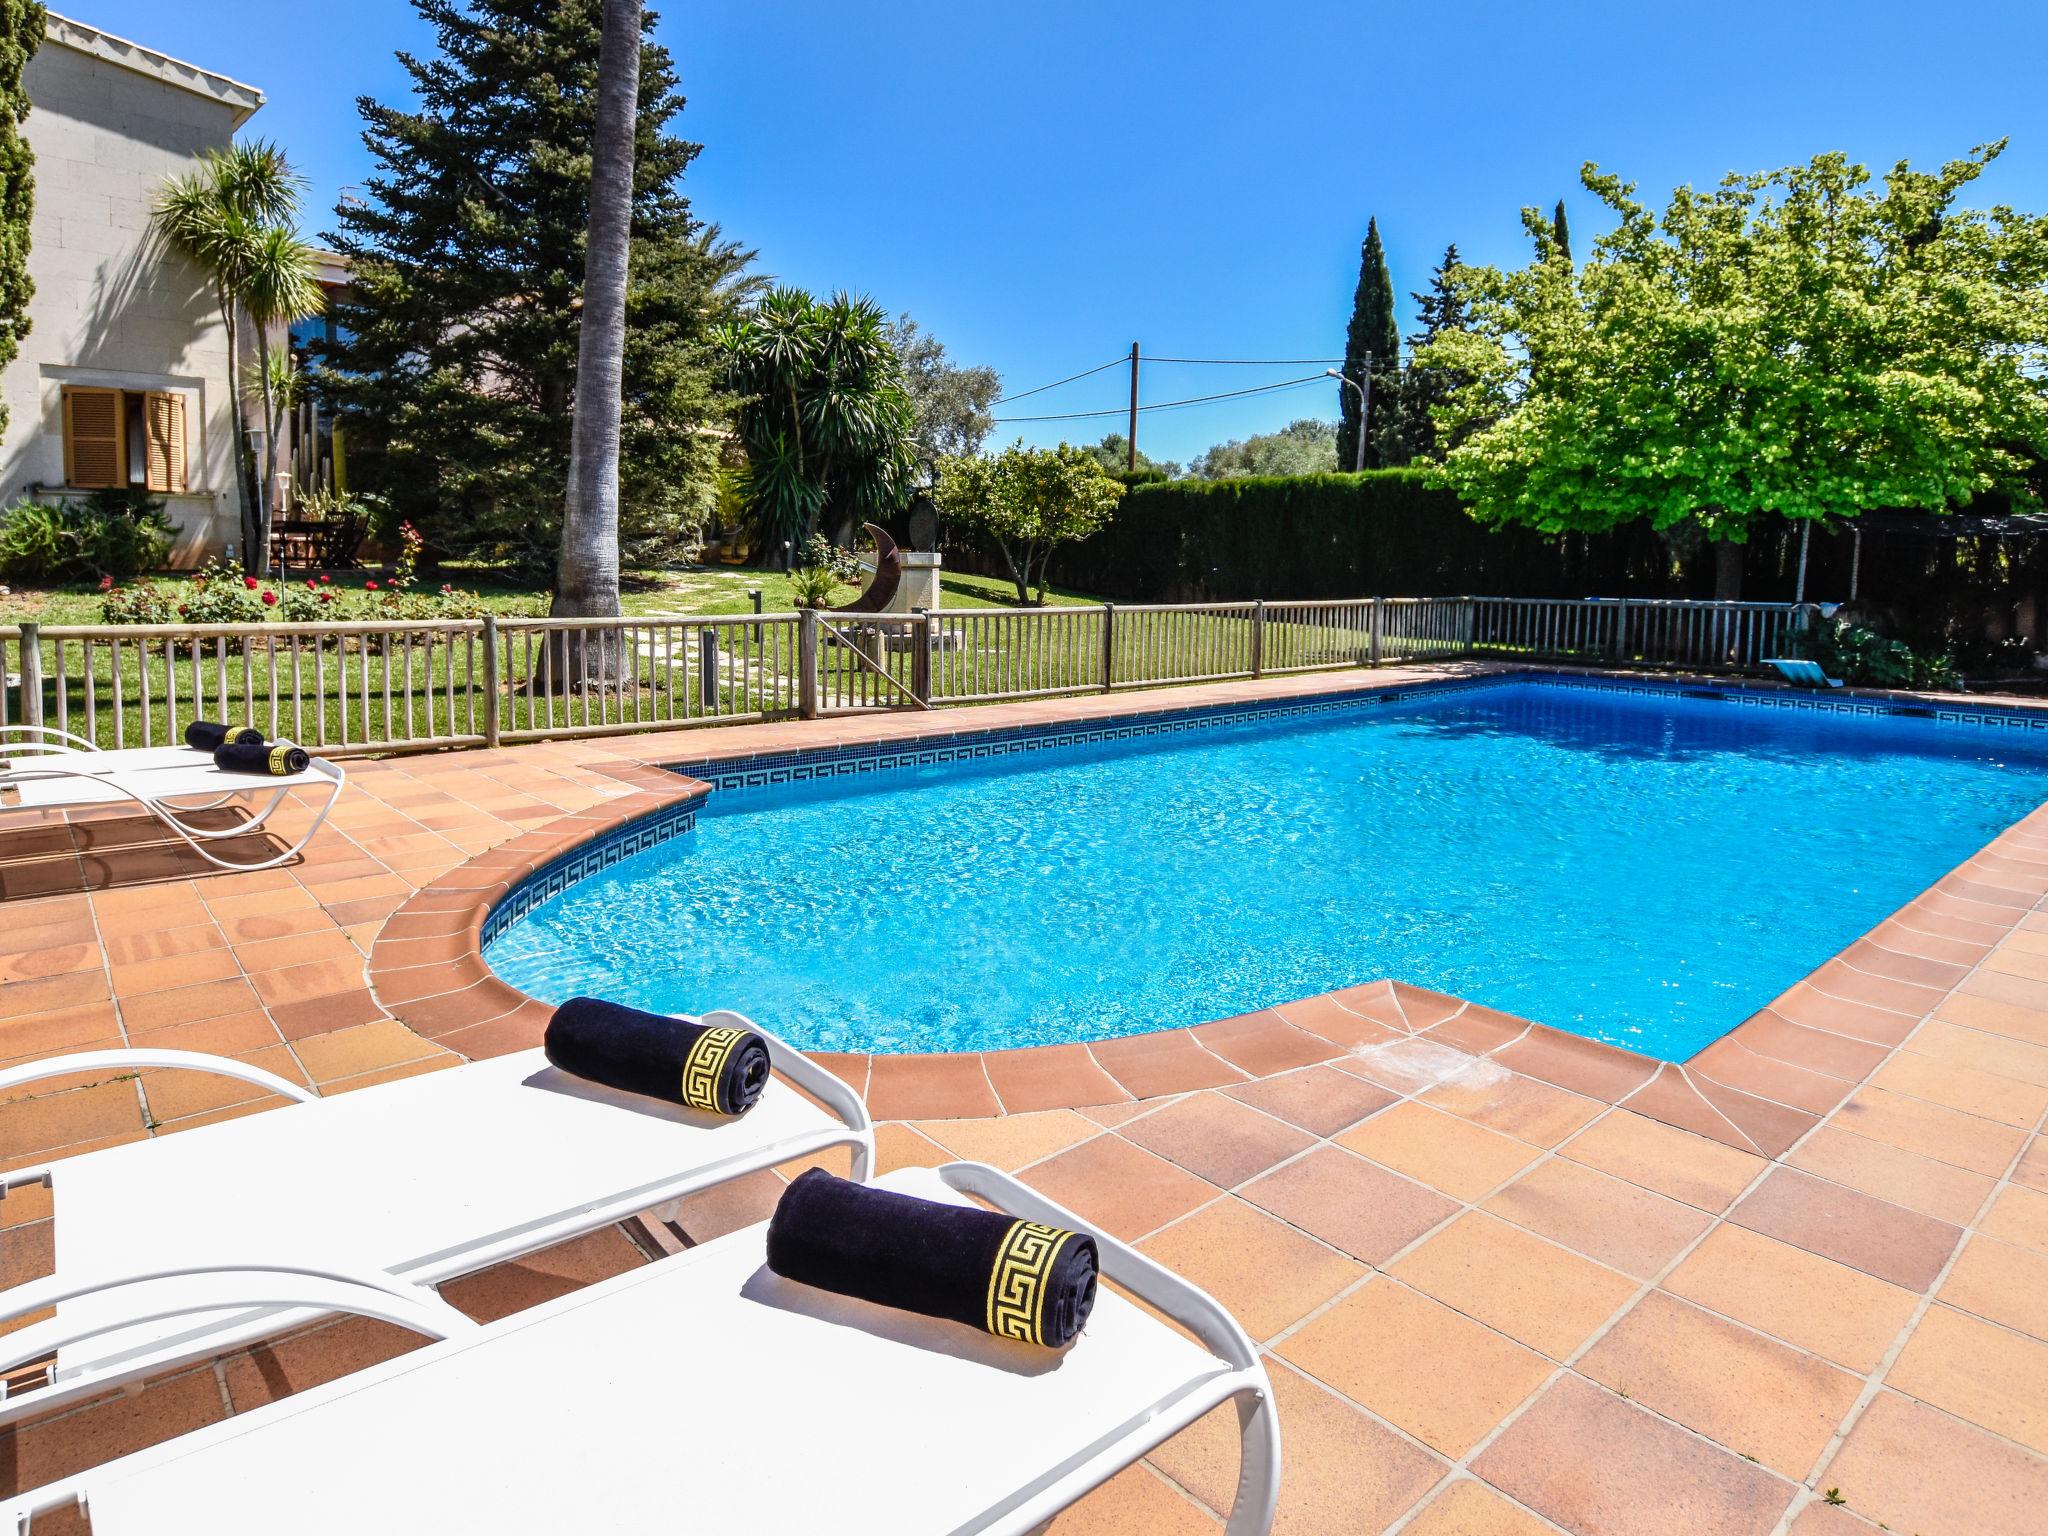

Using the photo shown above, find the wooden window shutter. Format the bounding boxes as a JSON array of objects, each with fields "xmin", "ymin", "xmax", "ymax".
[
  {"xmin": 143, "ymin": 392, "xmax": 188, "ymax": 494},
  {"xmin": 62, "ymin": 386, "xmax": 124, "ymax": 489}
]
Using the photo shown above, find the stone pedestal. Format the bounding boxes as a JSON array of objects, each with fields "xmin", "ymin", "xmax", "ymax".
[{"xmin": 887, "ymin": 551, "xmax": 942, "ymax": 614}]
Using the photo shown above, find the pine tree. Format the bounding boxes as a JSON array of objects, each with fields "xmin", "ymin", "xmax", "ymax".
[
  {"xmin": 321, "ymin": 0, "xmax": 756, "ymax": 569},
  {"xmin": 1385, "ymin": 244, "xmax": 1473, "ymax": 463},
  {"xmin": 1336, "ymin": 216, "xmax": 1399, "ymax": 471},
  {"xmin": 0, "ymin": 1, "xmax": 41, "ymax": 444},
  {"xmin": 1552, "ymin": 199, "xmax": 1572, "ymax": 263}
]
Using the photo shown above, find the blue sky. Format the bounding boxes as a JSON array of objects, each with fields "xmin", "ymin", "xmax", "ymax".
[{"xmin": 75, "ymin": 0, "xmax": 2048, "ymax": 464}]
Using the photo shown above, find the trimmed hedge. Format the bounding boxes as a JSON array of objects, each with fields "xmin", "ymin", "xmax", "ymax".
[{"xmin": 1043, "ymin": 470, "xmax": 1673, "ymax": 601}]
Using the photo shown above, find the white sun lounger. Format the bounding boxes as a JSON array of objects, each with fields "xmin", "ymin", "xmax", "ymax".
[
  {"xmin": 2, "ymin": 1162, "xmax": 1280, "ymax": 1536},
  {"xmin": 0, "ymin": 1018, "xmax": 874, "ymax": 1427},
  {"xmin": 0, "ymin": 725, "xmax": 344, "ymax": 871},
  {"xmin": 1762, "ymin": 656, "xmax": 1844, "ymax": 689}
]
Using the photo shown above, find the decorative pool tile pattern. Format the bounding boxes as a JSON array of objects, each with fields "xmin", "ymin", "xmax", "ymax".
[{"xmin": 5, "ymin": 658, "xmax": 2048, "ymax": 1533}]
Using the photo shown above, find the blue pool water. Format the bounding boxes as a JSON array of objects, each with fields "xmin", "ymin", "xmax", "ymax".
[{"xmin": 485, "ymin": 680, "xmax": 2048, "ymax": 1061}]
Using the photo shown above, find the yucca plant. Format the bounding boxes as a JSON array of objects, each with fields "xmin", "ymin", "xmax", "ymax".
[{"xmin": 717, "ymin": 288, "xmax": 917, "ymax": 564}]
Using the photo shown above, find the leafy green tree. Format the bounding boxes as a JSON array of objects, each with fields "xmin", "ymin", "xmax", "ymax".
[
  {"xmin": 322, "ymin": 0, "xmax": 754, "ymax": 570},
  {"xmin": 718, "ymin": 288, "xmax": 917, "ymax": 563},
  {"xmin": 1188, "ymin": 419, "xmax": 1338, "ymax": 479},
  {"xmin": 155, "ymin": 142, "xmax": 323, "ymax": 570},
  {"xmin": 884, "ymin": 314, "xmax": 1000, "ymax": 471},
  {"xmin": 935, "ymin": 441, "xmax": 1125, "ymax": 603},
  {"xmin": 1421, "ymin": 146, "xmax": 2048, "ymax": 596},
  {"xmin": 1337, "ymin": 216, "xmax": 1400, "ymax": 470},
  {"xmin": 0, "ymin": 2, "xmax": 37, "ymax": 448},
  {"xmin": 1551, "ymin": 199, "xmax": 1571, "ymax": 263},
  {"xmin": 1080, "ymin": 433, "xmax": 1180, "ymax": 481}
]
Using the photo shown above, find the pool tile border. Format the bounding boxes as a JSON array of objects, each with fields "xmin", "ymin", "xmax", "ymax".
[{"xmin": 367, "ymin": 662, "xmax": 2048, "ymax": 1160}]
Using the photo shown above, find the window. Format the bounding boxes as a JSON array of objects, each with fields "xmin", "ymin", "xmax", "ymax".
[{"xmin": 62, "ymin": 385, "xmax": 187, "ymax": 493}]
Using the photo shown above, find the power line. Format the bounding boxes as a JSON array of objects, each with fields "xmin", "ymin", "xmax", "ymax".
[
  {"xmin": 989, "ymin": 355, "xmax": 1127, "ymax": 407},
  {"xmin": 1143, "ymin": 355, "xmax": 1346, "ymax": 365},
  {"xmin": 993, "ymin": 372, "xmax": 1332, "ymax": 424}
]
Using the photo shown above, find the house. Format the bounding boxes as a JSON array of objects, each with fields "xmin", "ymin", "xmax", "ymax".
[{"xmin": 0, "ymin": 13, "xmax": 268, "ymax": 565}]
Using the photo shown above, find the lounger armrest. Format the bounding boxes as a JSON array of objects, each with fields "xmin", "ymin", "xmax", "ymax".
[
  {"xmin": 0, "ymin": 724, "xmax": 100, "ymax": 756},
  {"xmin": 936, "ymin": 1161, "xmax": 1280, "ymax": 1536},
  {"xmin": 936, "ymin": 1161, "xmax": 1259, "ymax": 1371},
  {"xmin": 702, "ymin": 1010, "xmax": 876, "ymax": 1179},
  {"xmin": 0, "ymin": 1260, "xmax": 479, "ymax": 1378},
  {"xmin": 0, "ymin": 1049, "xmax": 317, "ymax": 1106}
]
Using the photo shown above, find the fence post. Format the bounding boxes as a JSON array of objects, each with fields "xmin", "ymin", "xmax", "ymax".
[
  {"xmin": 911, "ymin": 609, "xmax": 933, "ymax": 704},
  {"xmin": 1462, "ymin": 598, "xmax": 1476, "ymax": 656},
  {"xmin": 1099, "ymin": 603, "xmax": 1116, "ymax": 692},
  {"xmin": 799, "ymin": 607, "xmax": 820, "ymax": 719},
  {"xmin": 699, "ymin": 627, "xmax": 721, "ymax": 707},
  {"xmin": 1250, "ymin": 600, "xmax": 1266, "ymax": 678},
  {"xmin": 479, "ymin": 614, "xmax": 502, "ymax": 747},
  {"xmin": 1369, "ymin": 598, "xmax": 1383, "ymax": 669},
  {"xmin": 18, "ymin": 621, "xmax": 40, "ymax": 729},
  {"xmin": 1612, "ymin": 598, "xmax": 1629, "ymax": 662}
]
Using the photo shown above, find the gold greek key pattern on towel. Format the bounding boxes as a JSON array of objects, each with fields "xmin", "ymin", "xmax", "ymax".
[
  {"xmin": 985, "ymin": 1221, "xmax": 1075, "ymax": 1346},
  {"xmin": 267, "ymin": 744, "xmax": 294, "ymax": 776},
  {"xmin": 680, "ymin": 1026, "xmax": 745, "ymax": 1112}
]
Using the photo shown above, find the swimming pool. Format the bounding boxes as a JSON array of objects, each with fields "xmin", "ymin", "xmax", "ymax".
[{"xmin": 484, "ymin": 678, "xmax": 2048, "ymax": 1061}]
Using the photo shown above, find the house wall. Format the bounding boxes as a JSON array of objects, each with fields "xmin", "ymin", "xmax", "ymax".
[{"xmin": 0, "ymin": 31, "xmax": 249, "ymax": 567}]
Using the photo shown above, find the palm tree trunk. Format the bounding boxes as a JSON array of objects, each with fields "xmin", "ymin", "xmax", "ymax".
[
  {"xmin": 222, "ymin": 294, "xmax": 258, "ymax": 566},
  {"xmin": 254, "ymin": 329, "xmax": 280, "ymax": 577},
  {"xmin": 546, "ymin": 0, "xmax": 639, "ymax": 693}
]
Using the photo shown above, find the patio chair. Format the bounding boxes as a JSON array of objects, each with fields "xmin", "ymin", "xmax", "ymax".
[
  {"xmin": 0, "ymin": 724, "xmax": 344, "ymax": 872},
  {"xmin": 1762, "ymin": 656, "xmax": 1844, "ymax": 689},
  {"xmin": 2, "ymin": 1162, "xmax": 1280, "ymax": 1536},
  {"xmin": 0, "ymin": 1019, "xmax": 875, "ymax": 1428}
]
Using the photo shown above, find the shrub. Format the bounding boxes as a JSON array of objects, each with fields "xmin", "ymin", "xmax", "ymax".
[
  {"xmin": 98, "ymin": 579, "xmax": 176, "ymax": 625},
  {"xmin": 788, "ymin": 565, "xmax": 843, "ymax": 609},
  {"xmin": 0, "ymin": 494, "xmax": 173, "ymax": 583},
  {"xmin": 176, "ymin": 558, "xmax": 268, "ymax": 624},
  {"xmin": 1794, "ymin": 614, "xmax": 1959, "ymax": 691}
]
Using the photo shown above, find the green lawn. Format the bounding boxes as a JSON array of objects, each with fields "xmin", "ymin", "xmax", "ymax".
[{"xmin": 0, "ymin": 561, "xmax": 1100, "ymax": 626}]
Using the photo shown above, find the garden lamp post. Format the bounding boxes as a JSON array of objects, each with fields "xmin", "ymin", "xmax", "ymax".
[{"xmin": 1325, "ymin": 368, "xmax": 1369, "ymax": 472}]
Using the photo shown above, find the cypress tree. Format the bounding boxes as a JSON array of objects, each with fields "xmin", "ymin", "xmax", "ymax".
[
  {"xmin": 1336, "ymin": 216, "xmax": 1399, "ymax": 471},
  {"xmin": 322, "ymin": 0, "xmax": 756, "ymax": 569},
  {"xmin": 1552, "ymin": 198, "xmax": 1572, "ymax": 262},
  {"xmin": 0, "ymin": 1, "xmax": 40, "ymax": 442}
]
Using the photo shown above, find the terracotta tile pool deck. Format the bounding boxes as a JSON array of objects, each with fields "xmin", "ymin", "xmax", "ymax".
[{"xmin": 6, "ymin": 661, "xmax": 2048, "ymax": 1533}]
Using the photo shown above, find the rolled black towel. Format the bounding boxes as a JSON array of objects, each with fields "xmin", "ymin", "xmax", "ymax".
[
  {"xmin": 767, "ymin": 1168, "xmax": 1099, "ymax": 1349},
  {"xmin": 543, "ymin": 996, "xmax": 771, "ymax": 1115},
  {"xmin": 184, "ymin": 720, "xmax": 264, "ymax": 752},
  {"xmin": 212, "ymin": 739, "xmax": 310, "ymax": 776}
]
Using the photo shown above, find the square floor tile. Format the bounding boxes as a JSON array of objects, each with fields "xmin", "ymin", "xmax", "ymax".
[
  {"xmin": 1472, "ymin": 1373, "xmax": 1794, "ymax": 1536},
  {"xmin": 1118, "ymin": 1092, "xmax": 1316, "ymax": 1189},
  {"xmin": 1338, "ymin": 1101, "xmax": 1541, "ymax": 1203},
  {"xmin": 1019, "ymin": 1134, "xmax": 1219, "ymax": 1243},
  {"xmin": 1418, "ymin": 1062, "xmax": 1604, "ymax": 1147},
  {"xmin": 1399, "ymin": 1480, "xmax": 1556, "ymax": 1536},
  {"xmin": 1241, "ymin": 1146, "xmax": 1458, "ymax": 1264},
  {"xmin": 1561, "ymin": 1109, "xmax": 1767, "ymax": 1212},
  {"xmin": 1577, "ymin": 1290, "xmax": 1862, "ymax": 1477},
  {"xmin": 1483, "ymin": 1158, "xmax": 1712, "ymax": 1279},
  {"xmin": 1886, "ymin": 1303, "xmax": 2048, "ymax": 1454},
  {"xmin": 1137, "ymin": 1197, "xmax": 1362, "ymax": 1342},
  {"xmin": 1278, "ymin": 1278, "xmax": 1554, "ymax": 1456},
  {"xmin": 1940, "ymin": 1234, "xmax": 2048, "ymax": 1341},
  {"xmin": 1822, "ymin": 1390, "xmax": 2048, "ymax": 1536},
  {"xmin": 1223, "ymin": 1065, "xmax": 1396, "ymax": 1137},
  {"xmin": 1388, "ymin": 1211, "xmax": 1637, "ymax": 1360},
  {"xmin": 1731, "ymin": 1168, "xmax": 1961, "ymax": 1291},
  {"xmin": 1663, "ymin": 1223, "xmax": 1918, "ymax": 1374}
]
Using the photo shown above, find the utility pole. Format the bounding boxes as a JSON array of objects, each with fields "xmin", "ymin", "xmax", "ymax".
[
  {"xmin": 1126, "ymin": 341, "xmax": 1139, "ymax": 472},
  {"xmin": 1355, "ymin": 357, "xmax": 1372, "ymax": 473}
]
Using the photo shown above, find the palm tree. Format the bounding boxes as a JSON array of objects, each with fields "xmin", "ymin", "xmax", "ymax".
[
  {"xmin": 549, "ymin": 0, "xmax": 641, "ymax": 689},
  {"xmin": 154, "ymin": 141, "xmax": 322, "ymax": 573}
]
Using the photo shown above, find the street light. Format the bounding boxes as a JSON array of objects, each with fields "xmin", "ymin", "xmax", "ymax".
[{"xmin": 1325, "ymin": 367, "xmax": 1369, "ymax": 472}]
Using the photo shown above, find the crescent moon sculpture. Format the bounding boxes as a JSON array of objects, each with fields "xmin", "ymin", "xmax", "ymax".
[{"xmin": 830, "ymin": 523, "xmax": 904, "ymax": 614}]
